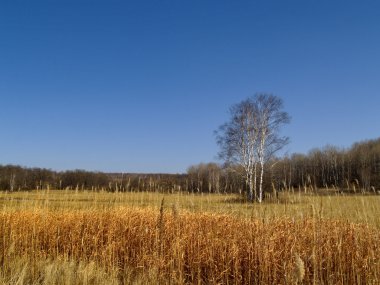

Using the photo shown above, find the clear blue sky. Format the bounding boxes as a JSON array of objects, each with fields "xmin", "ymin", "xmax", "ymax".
[{"xmin": 1, "ymin": 0, "xmax": 379, "ymax": 173}]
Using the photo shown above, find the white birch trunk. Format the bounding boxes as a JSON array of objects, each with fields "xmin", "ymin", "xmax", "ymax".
[{"xmin": 258, "ymin": 160, "xmax": 264, "ymax": 203}]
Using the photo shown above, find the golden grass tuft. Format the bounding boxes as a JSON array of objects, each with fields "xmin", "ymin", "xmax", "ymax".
[{"xmin": 292, "ymin": 253, "xmax": 305, "ymax": 284}]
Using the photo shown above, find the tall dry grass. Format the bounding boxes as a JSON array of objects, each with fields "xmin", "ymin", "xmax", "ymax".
[{"xmin": 0, "ymin": 206, "xmax": 379, "ymax": 284}]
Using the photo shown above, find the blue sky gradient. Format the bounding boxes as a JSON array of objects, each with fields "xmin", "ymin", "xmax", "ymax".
[{"xmin": 1, "ymin": 0, "xmax": 380, "ymax": 173}]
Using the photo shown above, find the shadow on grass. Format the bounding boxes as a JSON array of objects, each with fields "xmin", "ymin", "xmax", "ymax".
[{"xmin": 222, "ymin": 193, "xmax": 302, "ymax": 205}]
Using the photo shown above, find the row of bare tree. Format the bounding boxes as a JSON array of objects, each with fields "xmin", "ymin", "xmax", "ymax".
[
  {"xmin": 0, "ymin": 163, "xmax": 244, "ymax": 193},
  {"xmin": 0, "ymin": 135, "xmax": 378, "ymax": 194},
  {"xmin": 0, "ymin": 167, "xmax": 110, "ymax": 191},
  {"xmin": 272, "ymin": 138, "xmax": 380, "ymax": 192}
]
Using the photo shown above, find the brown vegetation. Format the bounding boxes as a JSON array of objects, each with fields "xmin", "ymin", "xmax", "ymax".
[{"xmin": 0, "ymin": 204, "xmax": 379, "ymax": 284}]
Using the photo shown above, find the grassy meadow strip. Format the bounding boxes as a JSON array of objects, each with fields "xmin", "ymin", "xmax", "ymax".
[{"xmin": 1, "ymin": 190, "xmax": 380, "ymax": 226}]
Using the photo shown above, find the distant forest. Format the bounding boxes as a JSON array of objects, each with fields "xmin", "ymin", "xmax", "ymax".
[{"xmin": 1, "ymin": 138, "xmax": 379, "ymax": 194}]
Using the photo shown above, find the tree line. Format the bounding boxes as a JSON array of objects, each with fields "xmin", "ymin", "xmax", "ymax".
[
  {"xmin": 0, "ymin": 137, "xmax": 378, "ymax": 194},
  {"xmin": 272, "ymin": 138, "xmax": 380, "ymax": 192},
  {"xmin": 0, "ymin": 162, "xmax": 248, "ymax": 194},
  {"xmin": 190, "ymin": 138, "xmax": 380, "ymax": 195},
  {"xmin": 0, "ymin": 166, "xmax": 187, "ymax": 192}
]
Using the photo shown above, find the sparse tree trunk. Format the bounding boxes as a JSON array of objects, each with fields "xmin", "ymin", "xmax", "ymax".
[
  {"xmin": 258, "ymin": 160, "xmax": 264, "ymax": 203},
  {"xmin": 253, "ymin": 163, "xmax": 257, "ymax": 201},
  {"xmin": 9, "ymin": 173, "xmax": 16, "ymax": 192},
  {"xmin": 247, "ymin": 173, "xmax": 254, "ymax": 202}
]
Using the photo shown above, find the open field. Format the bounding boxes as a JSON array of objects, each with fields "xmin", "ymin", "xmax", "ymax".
[
  {"xmin": 1, "ymin": 190, "xmax": 380, "ymax": 226},
  {"xmin": 0, "ymin": 190, "xmax": 379, "ymax": 284}
]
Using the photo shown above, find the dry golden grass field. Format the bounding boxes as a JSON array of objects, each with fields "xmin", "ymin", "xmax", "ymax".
[{"xmin": 0, "ymin": 190, "xmax": 379, "ymax": 284}]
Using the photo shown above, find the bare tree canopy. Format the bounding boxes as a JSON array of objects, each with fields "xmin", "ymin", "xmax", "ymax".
[{"xmin": 215, "ymin": 94, "xmax": 290, "ymax": 202}]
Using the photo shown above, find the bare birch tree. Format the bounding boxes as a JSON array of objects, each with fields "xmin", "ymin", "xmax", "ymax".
[
  {"xmin": 216, "ymin": 94, "xmax": 290, "ymax": 202},
  {"xmin": 255, "ymin": 94, "xmax": 290, "ymax": 202},
  {"xmin": 216, "ymin": 98, "xmax": 260, "ymax": 201}
]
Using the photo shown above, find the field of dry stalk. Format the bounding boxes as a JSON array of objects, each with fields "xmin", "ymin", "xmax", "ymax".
[{"xmin": 0, "ymin": 194, "xmax": 379, "ymax": 284}]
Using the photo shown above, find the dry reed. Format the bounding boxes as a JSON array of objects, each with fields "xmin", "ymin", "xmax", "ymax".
[{"xmin": 0, "ymin": 207, "xmax": 379, "ymax": 284}]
